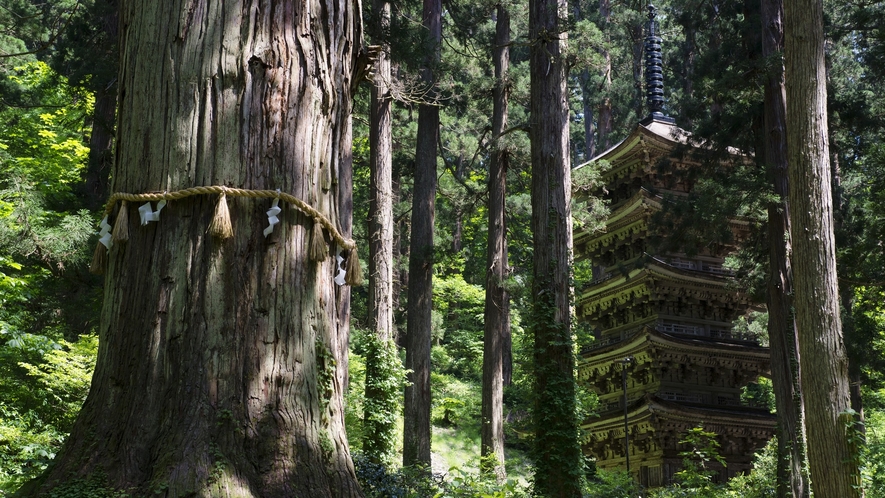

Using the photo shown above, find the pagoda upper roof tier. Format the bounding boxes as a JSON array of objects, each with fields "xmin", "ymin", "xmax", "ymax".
[
  {"xmin": 575, "ymin": 189, "xmax": 660, "ymax": 259},
  {"xmin": 581, "ymin": 120, "xmax": 688, "ymax": 186},
  {"xmin": 578, "ymin": 258, "xmax": 750, "ymax": 318},
  {"xmin": 577, "ymin": 326, "xmax": 770, "ymax": 382},
  {"xmin": 578, "ymin": 118, "xmax": 748, "ymax": 187}
]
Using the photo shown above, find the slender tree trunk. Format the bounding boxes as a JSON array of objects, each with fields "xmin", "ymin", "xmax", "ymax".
[
  {"xmin": 34, "ymin": 0, "xmax": 363, "ymax": 495},
  {"xmin": 481, "ymin": 2, "xmax": 510, "ymax": 480},
  {"xmin": 679, "ymin": 13, "xmax": 695, "ymax": 129},
  {"xmin": 785, "ymin": 0, "xmax": 862, "ymax": 493},
  {"xmin": 761, "ymin": 0, "xmax": 810, "ymax": 495},
  {"xmin": 631, "ymin": 19, "xmax": 644, "ymax": 119},
  {"xmin": 403, "ymin": 0, "xmax": 441, "ymax": 468},
  {"xmin": 529, "ymin": 0, "xmax": 582, "ymax": 493},
  {"xmin": 78, "ymin": 0, "xmax": 119, "ymax": 211},
  {"xmin": 841, "ymin": 287, "xmax": 865, "ymax": 425},
  {"xmin": 827, "ymin": 73, "xmax": 866, "ymax": 431},
  {"xmin": 596, "ymin": 0, "xmax": 612, "ymax": 152},
  {"xmin": 368, "ymin": 0, "xmax": 393, "ymax": 346},
  {"xmin": 364, "ymin": 0, "xmax": 398, "ymax": 464},
  {"xmin": 83, "ymin": 85, "xmax": 116, "ymax": 211},
  {"xmin": 452, "ymin": 155, "xmax": 465, "ymax": 252}
]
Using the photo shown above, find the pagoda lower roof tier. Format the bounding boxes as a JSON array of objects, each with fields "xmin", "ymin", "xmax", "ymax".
[
  {"xmin": 578, "ymin": 326, "xmax": 770, "ymax": 389},
  {"xmin": 581, "ymin": 395, "xmax": 775, "ymax": 485},
  {"xmin": 578, "ymin": 260, "xmax": 752, "ymax": 321}
]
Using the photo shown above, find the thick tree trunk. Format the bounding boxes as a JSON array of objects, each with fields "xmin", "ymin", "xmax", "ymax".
[
  {"xmin": 364, "ymin": 0, "xmax": 397, "ymax": 464},
  {"xmin": 784, "ymin": 0, "xmax": 862, "ymax": 494},
  {"xmin": 37, "ymin": 0, "xmax": 363, "ymax": 496},
  {"xmin": 403, "ymin": 0, "xmax": 441, "ymax": 468},
  {"xmin": 761, "ymin": 0, "xmax": 810, "ymax": 495},
  {"xmin": 529, "ymin": 0, "xmax": 582, "ymax": 494},
  {"xmin": 481, "ymin": 2, "xmax": 510, "ymax": 480}
]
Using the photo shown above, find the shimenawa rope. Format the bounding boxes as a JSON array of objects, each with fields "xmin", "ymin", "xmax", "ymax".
[{"xmin": 89, "ymin": 185, "xmax": 362, "ymax": 285}]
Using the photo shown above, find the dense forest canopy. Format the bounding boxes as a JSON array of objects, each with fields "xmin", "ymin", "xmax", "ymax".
[{"xmin": 1, "ymin": 0, "xmax": 884, "ymax": 495}]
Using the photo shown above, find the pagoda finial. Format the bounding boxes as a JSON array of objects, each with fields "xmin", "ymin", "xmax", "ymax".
[{"xmin": 642, "ymin": 4, "xmax": 674, "ymax": 124}]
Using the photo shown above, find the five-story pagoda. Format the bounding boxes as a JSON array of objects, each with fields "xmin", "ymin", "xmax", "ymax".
[{"xmin": 574, "ymin": 6, "xmax": 776, "ymax": 486}]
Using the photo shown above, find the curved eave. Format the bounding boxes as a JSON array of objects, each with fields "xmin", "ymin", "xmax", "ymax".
[
  {"xmin": 581, "ymin": 121, "xmax": 685, "ymax": 166},
  {"xmin": 576, "ymin": 120, "xmax": 751, "ymax": 187},
  {"xmin": 583, "ymin": 395, "xmax": 775, "ymax": 435},
  {"xmin": 574, "ymin": 122, "xmax": 687, "ymax": 190},
  {"xmin": 578, "ymin": 326, "xmax": 770, "ymax": 367},
  {"xmin": 574, "ymin": 190, "xmax": 661, "ymax": 256},
  {"xmin": 579, "ymin": 260, "xmax": 733, "ymax": 303}
]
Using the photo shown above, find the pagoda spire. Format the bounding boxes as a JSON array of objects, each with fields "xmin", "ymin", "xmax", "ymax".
[{"xmin": 642, "ymin": 4, "xmax": 675, "ymax": 124}]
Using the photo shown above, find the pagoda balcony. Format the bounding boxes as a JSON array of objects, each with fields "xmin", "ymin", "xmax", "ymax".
[{"xmin": 654, "ymin": 320, "xmax": 758, "ymax": 343}]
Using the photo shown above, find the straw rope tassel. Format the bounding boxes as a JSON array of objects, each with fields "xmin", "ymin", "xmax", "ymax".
[
  {"xmin": 89, "ymin": 216, "xmax": 113, "ymax": 275},
  {"xmin": 309, "ymin": 217, "xmax": 328, "ymax": 262},
  {"xmin": 209, "ymin": 191, "xmax": 234, "ymax": 239},
  {"xmin": 345, "ymin": 249, "xmax": 363, "ymax": 286},
  {"xmin": 89, "ymin": 242, "xmax": 107, "ymax": 275},
  {"xmin": 112, "ymin": 201, "xmax": 129, "ymax": 243},
  {"xmin": 95, "ymin": 186, "xmax": 363, "ymax": 277}
]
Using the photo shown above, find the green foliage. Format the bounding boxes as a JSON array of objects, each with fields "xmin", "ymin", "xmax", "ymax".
[
  {"xmin": 646, "ymin": 426, "xmax": 727, "ymax": 498},
  {"xmin": 0, "ymin": 334, "xmax": 97, "ymax": 495},
  {"xmin": 1, "ymin": 62, "xmax": 91, "ymax": 194},
  {"xmin": 862, "ymin": 407, "xmax": 885, "ymax": 496},
  {"xmin": 0, "ymin": 61, "xmax": 99, "ymax": 341},
  {"xmin": 677, "ymin": 426, "xmax": 726, "ymax": 476},
  {"xmin": 363, "ymin": 335, "xmax": 409, "ymax": 466},
  {"xmin": 741, "ymin": 377, "xmax": 775, "ymax": 412},
  {"xmin": 431, "ymin": 373, "xmax": 480, "ymax": 428},
  {"xmin": 353, "ymin": 454, "xmax": 531, "ymax": 498},
  {"xmin": 841, "ymin": 409, "xmax": 865, "ymax": 492},
  {"xmin": 431, "ymin": 275, "xmax": 486, "ymax": 380},
  {"xmin": 731, "ymin": 311, "xmax": 769, "ymax": 345},
  {"xmin": 721, "ymin": 439, "xmax": 777, "ymax": 498},
  {"xmin": 572, "ymin": 160, "xmax": 610, "ymax": 235},
  {"xmin": 42, "ymin": 470, "xmax": 129, "ymax": 498},
  {"xmin": 529, "ymin": 289, "xmax": 585, "ymax": 494},
  {"xmin": 345, "ymin": 350, "xmax": 367, "ymax": 453},
  {"xmin": 583, "ymin": 469, "xmax": 644, "ymax": 498}
]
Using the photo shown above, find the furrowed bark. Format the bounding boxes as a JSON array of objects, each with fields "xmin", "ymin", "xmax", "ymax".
[{"xmin": 36, "ymin": 0, "xmax": 363, "ymax": 495}]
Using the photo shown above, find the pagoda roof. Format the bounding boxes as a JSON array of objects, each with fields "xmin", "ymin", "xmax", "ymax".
[
  {"xmin": 578, "ymin": 258, "xmax": 747, "ymax": 317},
  {"xmin": 577, "ymin": 119, "xmax": 689, "ymax": 185},
  {"xmin": 576, "ymin": 118, "xmax": 748, "ymax": 185},
  {"xmin": 579, "ymin": 326, "xmax": 769, "ymax": 369},
  {"xmin": 582, "ymin": 393, "xmax": 776, "ymax": 441},
  {"xmin": 575, "ymin": 189, "xmax": 660, "ymax": 257}
]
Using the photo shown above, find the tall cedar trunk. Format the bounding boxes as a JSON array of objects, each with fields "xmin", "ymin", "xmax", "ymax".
[
  {"xmin": 784, "ymin": 0, "xmax": 862, "ymax": 494},
  {"xmin": 842, "ymin": 289, "xmax": 866, "ymax": 423},
  {"xmin": 481, "ymin": 2, "xmax": 510, "ymax": 480},
  {"xmin": 83, "ymin": 85, "xmax": 116, "ymax": 211},
  {"xmin": 452, "ymin": 155, "xmax": 465, "ymax": 252},
  {"xmin": 761, "ymin": 0, "xmax": 810, "ymax": 494},
  {"xmin": 77, "ymin": 0, "xmax": 119, "ymax": 211},
  {"xmin": 597, "ymin": 0, "xmax": 612, "ymax": 152},
  {"xmin": 631, "ymin": 19, "xmax": 644, "ymax": 119},
  {"xmin": 581, "ymin": 72, "xmax": 595, "ymax": 159},
  {"xmin": 403, "ymin": 0, "xmax": 441, "ymax": 467},
  {"xmin": 529, "ymin": 0, "xmax": 582, "ymax": 493},
  {"xmin": 679, "ymin": 16, "xmax": 695, "ymax": 129},
  {"xmin": 37, "ymin": 0, "xmax": 363, "ymax": 496},
  {"xmin": 827, "ymin": 84, "xmax": 866, "ymax": 428},
  {"xmin": 364, "ymin": 0, "xmax": 397, "ymax": 462}
]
